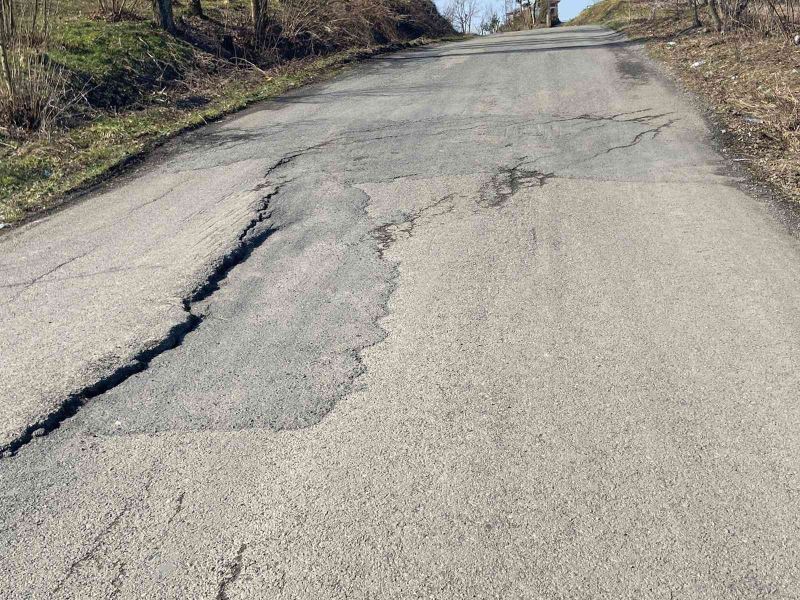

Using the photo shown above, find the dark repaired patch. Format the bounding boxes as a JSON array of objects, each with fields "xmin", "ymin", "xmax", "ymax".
[{"xmin": 616, "ymin": 57, "xmax": 650, "ymax": 84}]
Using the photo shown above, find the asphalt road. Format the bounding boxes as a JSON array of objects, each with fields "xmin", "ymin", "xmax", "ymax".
[{"xmin": 2, "ymin": 26, "xmax": 800, "ymax": 598}]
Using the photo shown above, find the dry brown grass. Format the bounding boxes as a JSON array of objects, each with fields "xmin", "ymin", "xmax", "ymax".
[
  {"xmin": 264, "ymin": 0, "xmax": 452, "ymax": 57},
  {"xmin": 650, "ymin": 25, "xmax": 800, "ymax": 200}
]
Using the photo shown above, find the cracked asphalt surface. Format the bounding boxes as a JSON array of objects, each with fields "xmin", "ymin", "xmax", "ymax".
[{"xmin": 2, "ymin": 26, "xmax": 800, "ymax": 598}]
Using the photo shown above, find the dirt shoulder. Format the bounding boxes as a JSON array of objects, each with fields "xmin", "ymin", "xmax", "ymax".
[{"xmin": 571, "ymin": 0, "xmax": 799, "ymax": 205}]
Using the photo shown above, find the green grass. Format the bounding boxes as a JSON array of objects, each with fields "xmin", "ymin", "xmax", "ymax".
[{"xmin": 50, "ymin": 20, "xmax": 194, "ymax": 107}]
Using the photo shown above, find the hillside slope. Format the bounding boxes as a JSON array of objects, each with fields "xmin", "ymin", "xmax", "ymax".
[{"xmin": 0, "ymin": 0, "xmax": 454, "ymax": 226}]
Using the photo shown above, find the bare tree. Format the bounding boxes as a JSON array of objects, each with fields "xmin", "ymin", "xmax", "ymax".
[
  {"xmin": 98, "ymin": 0, "xmax": 136, "ymax": 20},
  {"xmin": 443, "ymin": 0, "xmax": 465, "ymax": 31},
  {"xmin": 444, "ymin": 0, "xmax": 480, "ymax": 32},
  {"xmin": 639, "ymin": 0, "xmax": 798, "ymax": 41},
  {"xmin": 689, "ymin": 0, "xmax": 702, "ymax": 25},
  {"xmin": 251, "ymin": 0, "xmax": 269, "ymax": 45},
  {"xmin": 537, "ymin": 0, "xmax": 549, "ymax": 24},
  {"xmin": 0, "ymin": 3, "xmax": 13, "ymax": 99},
  {"xmin": 731, "ymin": 0, "xmax": 749, "ymax": 23},
  {"xmin": 706, "ymin": 0, "xmax": 723, "ymax": 29},
  {"xmin": 0, "ymin": 0, "xmax": 14, "ymax": 41},
  {"xmin": 480, "ymin": 5, "xmax": 501, "ymax": 33},
  {"xmin": 463, "ymin": 0, "xmax": 480, "ymax": 31}
]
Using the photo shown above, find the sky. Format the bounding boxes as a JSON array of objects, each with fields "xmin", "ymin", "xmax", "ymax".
[{"xmin": 434, "ymin": 0, "xmax": 595, "ymax": 26}]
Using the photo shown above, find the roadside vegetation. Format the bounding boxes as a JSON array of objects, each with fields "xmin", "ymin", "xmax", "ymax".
[
  {"xmin": 0, "ymin": 0, "xmax": 453, "ymax": 225},
  {"xmin": 572, "ymin": 0, "xmax": 800, "ymax": 203}
]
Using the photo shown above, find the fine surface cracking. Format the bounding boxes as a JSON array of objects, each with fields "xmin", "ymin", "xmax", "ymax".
[
  {"xmin": 478, "ymin": 160, "xmax": 555, "ymax": 208},
  {"xmin": 595, "ymin": 119, "xmax": 677, "ymax": 157},
  {"xmin": 216, "ymin": 544, "xmax": 248, "ymax": 600},
  {"xmin": 538, "ymin": 110, "xmax": 678, "ymax": 160},
  {"xmin": 371, "ymin": 193, "xmax": 456, "ymax": 257},
  {"xmin": 50, "ymin": 470, "xmax": 156, "ymax": 595}
]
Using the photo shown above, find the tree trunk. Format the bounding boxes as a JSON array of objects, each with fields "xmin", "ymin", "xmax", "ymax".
[
  {"xmin": 187, "ymin": 0, "xmax": 203, "ymax": 17},
  {"xmin": 690, "ymin": 0, "xmax": 702, "ymax": 26},
  {"xmin": 251, "ymin": 0, "xmax": 266, "ymax": 43},
  {"xmin": 732, "ymin": 0, "xmax": 749, "ymax": 24},
  {"xmin": 707, "ymin": 0, "xmax": 723, "ymax": 30},
  {"xmin": 538, "ymin": 0, "xmax": 548, "ymax": 25},
  {"xmin": 153, "ymin": 0, "xmax": 176, "ymax": 33},
  {"xmin": 31, "ymin": 0, "xmax": 39, "ymax": 35},
  {"xmin": 0, "ymin": 25, "xmax": 14, "ymax": 98}
]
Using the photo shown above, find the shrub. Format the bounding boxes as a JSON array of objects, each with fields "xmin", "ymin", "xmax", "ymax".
[
  {"xmin": 0, "ymin": 45, "xmax": 67, "ymax": 131},
  {"xmin": 267, "ymin": 0, "xmax": 452, "ymax": 58},
  {"xmin": 0, "ymin": 0, "xmax": 71, "ymax": 133},
  {"xmin": 96, "ymin": 0, "xmax": 142, "ymax": 21}
]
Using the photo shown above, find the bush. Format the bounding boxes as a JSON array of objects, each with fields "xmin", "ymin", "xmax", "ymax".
[
  {"xmin": 0, "ymin": 0, "xmax": 71, "ymax": 133},
  {"xmin": 96, "ymin": 0, "xmax": 143, "ymax": 21},
  {"xmin": 0, "ymin": 46, "xmax": 67, "ymax": 131},
  {"xmin": 267, "ymin": 0, "xmax": 453, "ymax": 58}
]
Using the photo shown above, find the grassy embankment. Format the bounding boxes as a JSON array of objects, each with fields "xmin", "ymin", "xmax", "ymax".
[
  {"xmin": 0, "ymin": 0, "xmax": 456, "ymax": 226},
  {"xmin": 571, "ymin": 0, "xmax": 799, "ymax": 203}
]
